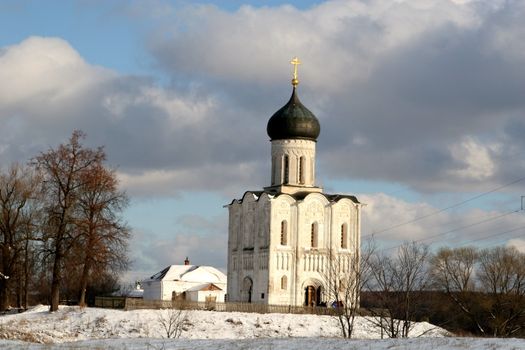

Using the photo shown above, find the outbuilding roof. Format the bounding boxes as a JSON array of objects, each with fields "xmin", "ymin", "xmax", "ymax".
[{"xmin": 145, "ymin": 265, "xmax": 227, "ymax": 284}]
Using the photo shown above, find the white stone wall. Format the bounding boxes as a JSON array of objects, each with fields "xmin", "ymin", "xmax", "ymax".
[
  {"xmin": 227, "ymin": 192, "xmax": 271, "ymax": 303},
  {"xmin": 290, "ymin": 193, "xmax": 328, "ymax": 305},
  {"xmin": 143, "ymin": 280, "xmax": 226, "ymax": 301},
  {"xmin": 267, "ymin": 194, "xmax": 296, "ymax": 305},
  {"xmin": 227, "ymin": 191, "xmax": 361, "ymax": 307}
]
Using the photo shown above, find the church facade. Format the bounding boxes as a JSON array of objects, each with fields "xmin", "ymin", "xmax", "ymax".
[{"xmin": 226, "ymin": 60, "xmax": 362, "ymax": 306}]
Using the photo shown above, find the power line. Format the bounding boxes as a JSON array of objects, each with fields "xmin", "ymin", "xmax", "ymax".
[
  {"xmin": 414, "ymin": 209, "xmax": 521, "ymax": 245},
  {"xmin": 374, "ymin": 209, "xmax": 521, "ymax": 251},
  {"xmin": 363, "ymin": 176, "xmax": 525, "ymax": 238},
  {"xmin": 452, "ymin": 225, "xmax": 525, "ymax": 247}
]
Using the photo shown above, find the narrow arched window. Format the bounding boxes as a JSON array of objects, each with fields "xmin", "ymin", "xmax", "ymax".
[
  {"xmin": 341, "ymin": 223, "xmax": 348, "ymax": 249},
  {"xmin": 280, "ymin": 220, "xmax": 287, "ymax": 245},
  {"xmin": 299, "ymin": 156, "xmax": 305, "ymax": 184},
  {"xmin": 310, "ymin": 157, "xmax": 314, "ymax": 182},
  {"xmin": 281, "ymin": 275, "xmax": 288, "ymax": 290},
  {"xmin": 271, "ymin": 157, "xmax": 276, "ymax": 185},
  {"xmin": 283, "ymin": 155, "xmax": 289, "ymax": 184},
  {"xmin": 311, "ymin": 222, "xmax": 318, "ymax": 248}
]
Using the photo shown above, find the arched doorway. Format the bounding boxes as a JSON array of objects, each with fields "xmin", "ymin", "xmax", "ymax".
[
  {"xmin": 241, "ymin": 277, "xmax": 253, "ymax": 303},
  {"xmin": 302, "ymin": 278, "xmax": 323, "ymax": 307},
  {"xmin": 304, "ymin": 285, "xmax": 322, "ymax": 306}
]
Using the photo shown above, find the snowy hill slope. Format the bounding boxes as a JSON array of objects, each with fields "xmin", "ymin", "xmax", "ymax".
[
  {"xmin": 0, "ymin": 304, "xmax": 444, "ymax": 343},
  {"xmin": 0, "ymin": 305, "xmax": 523, "ymax": 349}
]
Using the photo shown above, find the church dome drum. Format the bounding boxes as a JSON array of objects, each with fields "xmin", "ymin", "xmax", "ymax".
[{"xmin": 266, "ymin": 87, "xmax": 320, "ymax": 141}]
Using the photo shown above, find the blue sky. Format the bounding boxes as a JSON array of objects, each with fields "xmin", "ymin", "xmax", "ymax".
[
  {"xmin": 1, "ymin": 0, "xmax": 525, "ymax": 283},
  {"xmin": 1, "ymin": 1, "xmax": 150, "ymax": 74}
]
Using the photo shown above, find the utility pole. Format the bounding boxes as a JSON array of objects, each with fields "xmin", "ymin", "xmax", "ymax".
[{"xmin": 522, "ymin": 196, "xmax": 525, "ymax": 211}]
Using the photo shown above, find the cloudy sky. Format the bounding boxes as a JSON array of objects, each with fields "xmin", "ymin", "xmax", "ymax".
[{"xmin": 1, "ymin": 0, "xmax": 525, "ymax": 282}]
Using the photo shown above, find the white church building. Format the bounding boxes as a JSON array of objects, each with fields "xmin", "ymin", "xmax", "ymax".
[{"xmin": 226, "ymin": 59, "xmax": 362, "ymax": 306}]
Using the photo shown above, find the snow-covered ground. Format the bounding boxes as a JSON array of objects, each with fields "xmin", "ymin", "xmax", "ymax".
[{"xmin": 0, "ymin": 305, "xmax": 523, "ymax": 349}]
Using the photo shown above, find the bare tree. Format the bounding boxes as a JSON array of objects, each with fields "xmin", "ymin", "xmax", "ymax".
[
  {"xmin": 322, "ymin": 238, "xmax": 374, "ymax": 338},
  {"xmin": 34, "ymin": 130, "xmax": 105, "ymax": 312},
  {"xmin": 366, "ymin": 242, "xmax": 430, "ymax": 338},
  {"xmin": 0, "ymin": 164, "xmax": 40, "ymax": 311},
  {"xmin": 431, "ymin": 247, "xmax": 477, "ymax": 293},
  {"xmin": 74, "ymin": 163, "xmax": 130, "ymax": 306},
  {"xmin": 157, "ymin": 308, "xmax": 188, "ymax": 338},
  {"xmin": 430, "ymin": 246, "xmax": 484, "ymax": 333},
  {"xmin": 477, "ymin": 246, "xmax": 525, "ymax": 336},
  {"xmin": 16, "ymin": 211, "xmax": 41, "ymax": 310},
  {"xmin": 431, "ymin": 245, "xmax": 525, "ymax": 337}
]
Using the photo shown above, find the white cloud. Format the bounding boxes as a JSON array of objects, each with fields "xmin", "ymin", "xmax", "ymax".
[
  {"xmin": 0, "ymin": 37, "xmax": 111, "ymax": 110},
  {"xmin": 0, "ymin": 36, "xmax": 266, "ymax": 195},
  {"xmin": 507, "ymin": 238, "xmax": 525, "ymax": 254},
  {"xmin": 448, "ymin": 136, "xmax": 497, "ymax": 180},
  {"xmin": 2, "ymin": 0, "xmax": 524, "ymax": 276},
  {"xmin": 360, "ymin": 193, "xmax": 449, "ymax": 242},
  {"xmin": 145, "ymin": 0, "xmax": 525, "ymax": 193},
  {"xmin": 103, "ymin": 86, "xmax": 217, "ymax": 126},
  {"xmin": 360, "ymin": 193, "xmax": 525, "ymax": 248},
  {"xmin": 126, "ymin": 214, "xmax": 228, "ymax": 279},
  {"xmin": 485, "ymin": 1, "xmax": 525, "ymax": 62},
  {"xmin": 149, "ymin": 0, "xmax": 481, "ymax": 93},
  {"xmin": 3, "ymin": 0, "xmax": 525, "ymax": 196},
  {"xmin": 117, "ymin": 160, "xmax": 264, "ymax": 197}
]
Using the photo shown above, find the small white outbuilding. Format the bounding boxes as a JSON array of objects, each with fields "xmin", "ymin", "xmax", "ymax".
[{"xmin": 142, "ymin": 260, "xmax": 227, "ymax": 303}]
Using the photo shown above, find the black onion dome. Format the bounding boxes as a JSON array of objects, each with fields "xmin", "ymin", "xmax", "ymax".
[{"xmin": 267, "ymin": 87, "xmax": 320, "ymax": 141}]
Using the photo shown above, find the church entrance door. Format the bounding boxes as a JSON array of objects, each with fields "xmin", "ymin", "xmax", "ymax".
[
  {"xmin": 241, "ymin": 277, "xmax": 253, "ymax": 303},
  {"xmin": 304, "ymin": 285, "xmax": 321, "ymax": 306}
]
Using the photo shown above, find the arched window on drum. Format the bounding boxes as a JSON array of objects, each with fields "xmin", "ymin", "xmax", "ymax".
[
  {"xmin": 280, "ymin": 220, "xmax": 288, "ymax": 245},
  {"xmin": 299, "ymin": 156, "xmax": 306, "ymax": 184},
  {"xmin": 283, "ymin": 155, "xmax": 289, "ymax": 184},
  {"xmin": 311, "ymin": 222, "xmax": 318, "ymax": 248},
  {"xmin": 341, "ymin": 223, "xmax": 348, "ymax": 249}
]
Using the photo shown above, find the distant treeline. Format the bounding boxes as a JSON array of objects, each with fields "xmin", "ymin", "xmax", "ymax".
[{"xmin": 358, "ymin": 244, "xmax": 525, "ymax": 338}]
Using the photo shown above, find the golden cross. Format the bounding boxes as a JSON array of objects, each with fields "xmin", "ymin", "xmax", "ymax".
[{"xmin": 290, "ymin": 56, "xmax": 301, "ymax": 86}]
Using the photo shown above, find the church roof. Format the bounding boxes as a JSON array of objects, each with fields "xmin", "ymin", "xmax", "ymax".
[
  {"xmin": 228, "ymin": 190, "xmax": 359, "ymax": 205},
  {"xmin": 266, "ymin": 87, "xmax": 320, "ymax": 142},
  {"xmin": 296, "ymin": 192, "xmax": 360, "ymax": 203}
]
